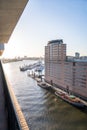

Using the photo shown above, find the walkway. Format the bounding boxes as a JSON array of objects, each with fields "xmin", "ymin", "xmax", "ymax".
[{"xmin": 0, "ymin": 67, "xmax": 8, "ymax": 130}]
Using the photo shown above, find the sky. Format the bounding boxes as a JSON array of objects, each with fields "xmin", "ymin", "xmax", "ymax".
[{"xmin": 2, "ymin": 0, "xmax": 87, "ymax": 58}]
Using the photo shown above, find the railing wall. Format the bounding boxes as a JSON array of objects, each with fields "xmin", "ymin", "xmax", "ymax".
[{"xmin": 0, "ymin": 61, "xmax": 29, "ymax": 130}]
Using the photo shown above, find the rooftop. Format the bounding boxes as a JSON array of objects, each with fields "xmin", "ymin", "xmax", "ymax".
[{"xmin": 48, "ymin": 39, "xmax": 63, "ymax": 45}]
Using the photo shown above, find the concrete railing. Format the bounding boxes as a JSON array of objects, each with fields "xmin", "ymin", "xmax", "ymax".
[{"xmin": 0, "ymin": 61, "xmax": 30, "ymax": 130}]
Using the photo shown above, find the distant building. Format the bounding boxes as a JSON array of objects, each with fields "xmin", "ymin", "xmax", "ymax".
[
  {"xmin": 75, "ymin": 52, "xmax": 80, "ymax": 59},
  {"xmin": 80, "ymin": 56, "xmax": 87, "ymax": 60},
  {"xmin": 45, "ymin": 39, "xmax": 87, "ymax": 100}
]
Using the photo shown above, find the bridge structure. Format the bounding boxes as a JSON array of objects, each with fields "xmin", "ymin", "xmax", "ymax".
[{"xmin": 0, "ymin": 0, "xmax": 30, "ymax": 130}]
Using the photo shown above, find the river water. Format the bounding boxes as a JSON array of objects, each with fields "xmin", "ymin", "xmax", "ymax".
[{"xmin": 3, "ymin": 60, "xmax": 87, "ymax": 130}]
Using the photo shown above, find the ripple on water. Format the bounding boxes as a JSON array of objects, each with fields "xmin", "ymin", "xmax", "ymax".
[{"xmin": 3, "ymin": 61, "xmax": 87, "ymax": 130}]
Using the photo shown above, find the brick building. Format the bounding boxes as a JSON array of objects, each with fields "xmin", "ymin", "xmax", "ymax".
[{"xmin": 45, "ymin": 39, "xmax": 87, "ymax": 100}]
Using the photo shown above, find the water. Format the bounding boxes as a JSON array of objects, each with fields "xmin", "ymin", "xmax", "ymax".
[{"xmin": 3, "ymin": 60, "xmax": 87, "ymax": 130}]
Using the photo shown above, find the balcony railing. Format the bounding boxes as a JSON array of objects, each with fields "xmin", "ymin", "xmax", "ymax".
[{"xmin": 0, "ymin": 61, "xmax": 29, "ymax": 130}]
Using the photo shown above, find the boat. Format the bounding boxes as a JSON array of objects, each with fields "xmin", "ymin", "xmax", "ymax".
[
  {"xmin": 35, "ymin": 65, "xmax": 44, "ymax": 72},
  {"xmin": 55, "ymin": 91, "xmax": 85, "ymax": 108},
  {"xmin": 20, "ymin": 64, "xmax": 33, "ymax": 71},
  {"xmin": 37, "ymin": 82, "xmax": 52, "ymax": 90},
  {"xmin": 19, "ymin": 61, "xmax": 44, "ymax": 71}
]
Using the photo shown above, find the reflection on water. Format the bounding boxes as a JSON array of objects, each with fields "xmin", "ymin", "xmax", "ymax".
[{"xmin": 3, "ymin": 61, "xmax": 87, "ymax": 130}]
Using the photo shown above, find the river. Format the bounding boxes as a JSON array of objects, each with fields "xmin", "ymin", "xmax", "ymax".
[{"xmin": 3, "ymin": 60, "xmax": 87, "ymax": 130}]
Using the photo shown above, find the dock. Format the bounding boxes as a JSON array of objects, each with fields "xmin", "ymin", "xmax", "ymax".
[
  {"xmin": 28, "ymin": 73, "xmax": 44, "ymax": 82},
  {"xmin": 51, "ymin": 85, "xmax": 87, "ymax": 107},
  {"xmin": 28, "ymin": 74, "xmax": 87, "ymax": 108}
]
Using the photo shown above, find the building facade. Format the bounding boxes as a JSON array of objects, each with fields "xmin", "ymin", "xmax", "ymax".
[{"xmin": 45, "ymin": 39, "xmax": 87, "ymax": 100}]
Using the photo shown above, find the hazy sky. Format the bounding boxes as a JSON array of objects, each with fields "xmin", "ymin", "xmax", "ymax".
[{"xmin": 2, "ymin": 0, "xmax": 87, "ymax": 58}]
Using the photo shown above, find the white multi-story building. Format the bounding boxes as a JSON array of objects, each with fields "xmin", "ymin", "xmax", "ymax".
[{"xmin": 45, "ymin": 39, "xmax": 87, "ymax": 100}]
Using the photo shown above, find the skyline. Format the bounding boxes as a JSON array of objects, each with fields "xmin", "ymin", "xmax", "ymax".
[{"xmin": 2, "ymin": 0, "xmax": 87, "ymax": 58}]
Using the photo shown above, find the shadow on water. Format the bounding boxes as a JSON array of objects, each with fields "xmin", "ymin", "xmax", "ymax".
[
  {"xmin": 34, "ymin": 86, "xmax": 87, "ymax": 130},
  {"xmin": 48, "ymin": 87, "xmax": 87, "ymax": 114},
  {"xmin": 79, "ymin": 106, "xmax": 87, "ymax": 114},
  {"xmin": 39, "ymin": 84, "xmax": 87, "ymax": 113}
]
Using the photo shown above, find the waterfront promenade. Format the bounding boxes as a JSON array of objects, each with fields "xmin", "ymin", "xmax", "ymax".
[{"xmin": 0, "ymin": 66, "xmax": 8, "ymax": 130}]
